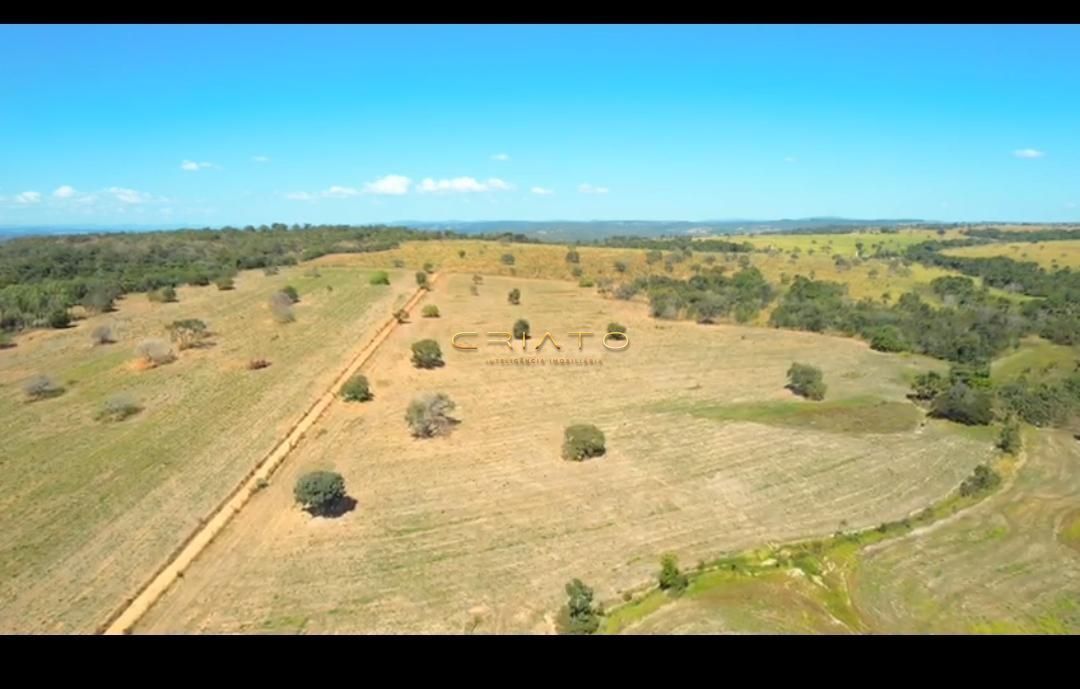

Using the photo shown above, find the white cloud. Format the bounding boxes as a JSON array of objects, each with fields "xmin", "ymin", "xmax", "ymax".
[
  {"xmin": 252, "ymin": 155, "xmax": 271, "ymax": 163},
  {"xmin": 531, "ymin": 186, "xmax": 554, "ymax": 195},
  {"xmin": 363, "ymin": 174, "xmax": 411, "ymax": 195},
  {"xmin": 578, "ymin": 183, "xmax": 609, "ymax": 194},
  {"xmin": 53, "ymin": 185, "xmax": 77, "ymax": 199},
  {"xmin": 14, "ymin": 191, "xmax": 42, "ymax": 204},
  {"xmin": 322, "ymin": 185, "xmax": 361, "ymax": 198},
  {"xmin": 491, "ymin": 153, "xmax": 510, "ymax": 161},
  {"xmin": 180, "ymin": 160, "xmax": 217, "ymax": 171},
  {"xmin": 1013, "ymin": 148, "xmax": 1045, "ymax": 159},
  {"xmin": 418, "ymin": 177, "xmax": 512, "ymax": 193},
  {"xmin": 108, "ymin": 187, "xmax": 154, "ymax": 204}
]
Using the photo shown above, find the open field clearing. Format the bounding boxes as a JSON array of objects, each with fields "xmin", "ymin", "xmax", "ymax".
[
  {"xmin": 854, "ymin": 429, "xmax": 1080, "ymax": 633},
  {"xmin": 0, "ymin": 266, "xmax": 412, "ymax": 632},
  {"xmin": 944, "ymin": 239, "xmax": 1080, "ymax": 270},
  {"xmin": 991, "ymin": 337, "xmax": 1079, "ymax": 384},
  {"xmin": 313, "ymin": 239, "xmax": 967, "ymax": 306},
  {"xmin": 738, "ymin": 228, "xmax": 967, "ymax": 256},
  {"xmin": 137, "ymin": 273, "xmax": 993, "ymax": 633}
]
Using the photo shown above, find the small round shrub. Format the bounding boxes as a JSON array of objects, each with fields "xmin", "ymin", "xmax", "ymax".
[
  {"xmin": 562, "ymin": 424, "xmax": 606, "ymax": 461},
  {"xmin": 513, "ymin": 318, "xmax": 530, "ymax": 340},
  {"xmin": 411, "ymin": 339, "xmax": 444, "ymax": 369},
  {"xmin": 23, "ymin": 374, "xmax": 64, "ymax": 401},
  {"xmin": 135, "ymin": 339, "xmax": 176, "ymax": 367},
  {"xmin": 370, "ymin": 271, "xmax": 390, "ymax": 286},
  {"xmin": 214, "ymin": 275, "xmax": 235, "ymax": 291},
  {"xmin": 340, "ymin": 373, "xmax": 373, "ymax": 402},
  {"xmin": 508, "ymin": 288, "xmax": 521, "ymax": 305},
  {"xmin": 96, "ymin": 394, "xmax": 141, "ymax": 422},
  {"xmin": 294, "ymin": 471, "xmax": 347, "ymax": 516},
  {"xmin": 281, "ymin": 285, "xmax": 300, "ymax": 303},
  {"xmin": 406, "ymin": 393, "xmax": 457, "ymax": 438},
  {"xmin": 90, "ymin": 324, "xmax": 114, "ymax": 345},
  {"xmin": 422, "ymin": 304, "xmax": 440, "ymax": 318}
]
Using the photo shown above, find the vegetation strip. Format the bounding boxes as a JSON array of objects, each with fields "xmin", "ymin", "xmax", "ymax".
[{"xmin": 99, "ymin": 274, "xmax": 439, "ymax": 634}]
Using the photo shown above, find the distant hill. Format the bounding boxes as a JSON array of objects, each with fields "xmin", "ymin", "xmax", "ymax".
[{"xmin": 394, "ymin": 218, "xmax": 928, "ymax": 241}]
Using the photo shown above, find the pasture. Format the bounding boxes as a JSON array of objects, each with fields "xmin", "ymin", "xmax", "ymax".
[
  {"xmin": 0, "ymin": 265, "xmax": 411, "ymax": 632},
  {"xmin": 135, "ymin": 273, "xmax": 993, "ymax": 633},
  {"xmin": 943, "ymin": 239, "xmax": 1080, "ymax": 270}
]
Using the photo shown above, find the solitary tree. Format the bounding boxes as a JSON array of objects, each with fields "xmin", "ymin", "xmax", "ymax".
[
  {"xmin": 411, "ymin": 339, "xmax": 444, "ymax": 368},
  {"xmin": 422, "ymin": 304, "xmax": 440, "ymax": 318},
  {"xmin": 931, "ymin": 382, "xmax": 993, "ymax": 425},
  {"xmin": 135, "ymin": 339, "xmax": 176, "ymax": 367},
  {"xmin": 166, "ymin": 319, "xmax": 209, "ymax": 350},
  {"xmin": 613, "ymin": 260, "xmax": 628, "ymax": 273},
  {"xmin": 340, "ymin": 373, "xmax": 373, "ymax": 402},
  {"xmin": 369, "ymin": 271, "xmax": 390, "ymax": 286},
  {"xmin": 787, "ymin": 363, "xmax": 827, "ymax": 401},
  {"xmin": 294, "ymin": 471, "xmax": 347, "ymax": 516},
  {"xmin": 416, "ymin": 271, "xmax": 429, "ymax": 289},
  {"xmin": 658, "ymin": 554, "xmax": 689, "ymax": 595},
  {"xmin": 281, "ymin": 285, "xmax": 300, "ymax": 303},
  {"xmin": 508, "ymin": 288, "xmax": 521, "ymax": 305},
  {"xmin": 607, "ymin": 322, "xmax": 627, "ymax": 340},
  {"xmin": 96, "ymin": 394, "xmax": 141, "ymax": 422},
  {"xmin": 513, "ymin": 318, "xmax": 530, "ymax": 340},
  {"xmin": 423, "ymin": 262, "xmax": 435, "ymax": 274},
  {"xmin": 997, "ymin": 417, "xmax": 1022, "ymax": 454},
  {"xmin": 406, "ymin": 393, "xmax": 457, "ymax": 438},
  {"xmin": 22, "ymin": 374, "xmax": 64, "ymax": 401},
  {"xmin": 562, "ymin": 424, "xmax": 606, "ymax": 461},
  {"xmin": 90, "ymin": 324, "xmax": 114, "ymax": 346},
  {"xmin": 556, "ymin": 578, "xmax": 601, "ymax": 635}
]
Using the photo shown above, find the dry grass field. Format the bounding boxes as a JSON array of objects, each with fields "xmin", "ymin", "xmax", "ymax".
[
  {"xmin": 135, "ymin": 273, "xmax": 993, "ymax": 633},
  {"xmin": 738, "ymin": 228, "xmax": 967, "ymax": 256},
  {"xmin": 943, "ymin": 239, "xmax": 1080, "ymax": 270},
  {"xmin": 313, "ymin": 238, "xmax": 965, "ymax": 307},
  {"xmin": 854, "ymin": 429, "xmax": 1080, "ymax": 633},
  {"xmin": 0, "ymin": 265, "xmax": 412, "ymax": 632}
]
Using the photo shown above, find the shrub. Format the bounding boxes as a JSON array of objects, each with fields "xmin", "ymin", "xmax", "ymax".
[
  {"xmin": 423, "ymin": 262, "xmax": 435, "ymax": 274},
  {"xmin": 393, "ymin": 308, "xmax": 409, "ymax": 324},
  {"xmin": 997, "ymin": 417, "xmax": 1022, "ymax": 454},
  {"xmin": 411, "ymin": 339, "xmax": 444, "ymax": 368},
  {"xmin": 911, "ymin": 371, "xmax": 948, "ymax": 401},
  {"xmin": 148, "ymin": 286, "xmax": 178, "ymax": 303},
  {"xmin": 607, "ymin": 322, "xmax": 627, "ymax": 340},
  {"xmin": 501, "ymin": 253, "xmax": 516, "ymax": 266},
  {"xmin": 48, "ymin": 308, "xmax": 71, "ymax": 329},
  {"xmin": 658, "ymin": 554, "xmax": 688, "ymax": 595},
  {"xmin": 340, "ymin": 373, "xmax": 373, "ymax": 402},
  {"xmin": 578, "ymin": 278, "xmax": 595, "ymax": 288},
  {"xmin": 369, "ymin": 271, "xmax": 390, "ymax": 286},
  {"xmin": 96, "ymin": 394, "xmax": 140, "ymax": 422},
  {"xmin": 472, "ymin": 273, "xmax": 484, "ymax": 284},
  {"xmin": 392, "ymin": 258, "xmax": 405, "ymax": 268},
  {"xmin": 214, "ymin": 275, "xmax": 235, "ymax": 290},
  {"xmin": 469, "ymin": 284, "xmax": 479, "ymax": 296},
  {"xmin": 869, "ymin": 325, "xmax": 906, "ymax": 352},
  {"xmin": 570, "ymin": 266, "xmax": 583, "ymax": 278},
  {"xmin": 263, "ymin": 266, "xmax": 280, "ymax": 276},
  {"xmin": 508, "ymin": 288, "xmax": 521, "ymax": 305},
  {"xmin": 247, "ymin": 358, "xmax": 272, "ymax": 370},
  {"xmin": 422, "ymin": 304, "xmax": 440, "ymax": 318},
  {"xmin": 304, "ymin": 267, "xmax": 321, "ymax": 278},
  {"xmin": 930, "ymin": 382, "xmax": 994, "ymax": 425},
  {"xmin": 166, "ymin": 318, "xmax": 209, "ymax": 350},
  {"xmin": 188, "ymin": 272, "xmax": 211, "ymax": 286},
  {"xmin": 90, "ymin": 324, "xmax": 114, "ymax": 345},
  {"xmin": 562, "ymin": 424, "xmax": 606, "ymax": 461},
  {"xmin": 281, "ymin": 285, "xmax": 300, "ymax": 303},
  {"xmin": 613, "ymin": 283, "xmax": 638, "ymax": 301},
  {"xmin": 959, "ymin": 464, "xmax": 1001, "ymax": 497},
  {"xmin": 81, "ymin": 286, "xmax": 117, "ymax": 314},
  {"xmin": 135, "ymin": 339, "xmax": 176, "ymax": 367},
  {"xmin": 614, "ymin": 260, "xmax": 628, "ymax": 273},
  {"xmin": 0, "ymin": 331, "xmax": 12, "ymax": 349},
  {"xmin": 416, "ymin": 271, "xmax": 429, "ymax": 289},
  {"xmin": 645, "ymin": 249, "xmax": 663, "ymax": 265},
  {"xmin": 269, "ymin": 292, "xmax": 296, "ymax": 323},
  {"xmin": 513, "ymin": 318, "xmax": 530, "ymax": 340},
  {"xmin": 406, "ymin": 393, "xmax": 457, "ymax": 438},
  {"xmin": 565, "ymin": 249, "xmax": 581, "ymax": 264},
  {"xmin": 556, "ymin": 579, "xmax": 600, "ymax": 635},
  {"xmin": 293, "ymin": 471, "xmax": 347, "ymax": 516},
  {"xmin": 22, "ymin": 374, "xmax": 64, "ymax": 401},
  {"xmin": 787, "ymin": 363, "xmax": 826, "ymax": 400}
]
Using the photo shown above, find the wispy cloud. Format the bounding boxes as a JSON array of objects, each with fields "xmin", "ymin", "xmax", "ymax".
[
  {"xmin": 418, "ymin": 177, "xmax": 513, "ymax": 193},
  {"xmin": 180, "ymin": 160, "xmax": 217, "ymax": 171},
  {"xmin": 108, "ymin": 187, "xmax": 156, "ymax": 204},
  {"xmin": 491, "ymin": 153, "xmax": 510, "ymax": 161},
  {"xmin": 578, "ymin": 183, "xmax": 609, "ymax": 194},
  {"xmin": 530, "ymin": 186, "xmax": 554, "ymax": 195},
  {"xmin": 14, "ymin": 191, "xmax": 42, "ymax": 204},
  {"xmin": 1013, "ymin": 148, "xmax": 1045, "ymax": 159},
  {"xmin": 363, "ymin": 174, "xmax": 412, "ymax": 195},
  {"xmin": 285, "ymin": 191, "xmax": 315, "ymax": 201},
  {"xmin": 53, "ymin": 185, "xmax": 77, "ymax": 199},
  {"xmin": 322, "ymin": 185, "xmax": 361, "ymax": 198},
  {"xmin": 252, "ymin": 155, "xmax": 271, "ymax": 164}
]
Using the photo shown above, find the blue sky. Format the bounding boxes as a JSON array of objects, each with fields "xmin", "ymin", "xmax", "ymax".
[{"xmin": 1, "ymin": 24, "xmax": 1078, "ymax": 226}]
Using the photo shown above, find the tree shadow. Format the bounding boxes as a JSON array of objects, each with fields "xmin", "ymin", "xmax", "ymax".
[{"xmin": 308, "ymin": 495, "xmax": 358, "ymax": 519}]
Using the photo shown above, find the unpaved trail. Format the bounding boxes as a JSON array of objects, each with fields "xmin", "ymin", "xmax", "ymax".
[{"xmin": 101, "ymin": 275, "xmax": 438, "ymax": 634}]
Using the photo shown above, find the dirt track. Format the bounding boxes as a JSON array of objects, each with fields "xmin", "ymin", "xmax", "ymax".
[{"xmin": 101, "ymin": 275, "xmax": 438, "ymax": 634}]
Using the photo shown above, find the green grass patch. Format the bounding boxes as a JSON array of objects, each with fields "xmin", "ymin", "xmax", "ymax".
[
  {"xmin": 652, "ymin": 396, "xmax": 922, "ymax": 435},
  {"xmin": 1059, "ymin": 508, "xmax": 1080, "ymax": 552},
  {"xmin": 991, "ymin": 338, "xmax": 1078, "ymax": 384}
]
